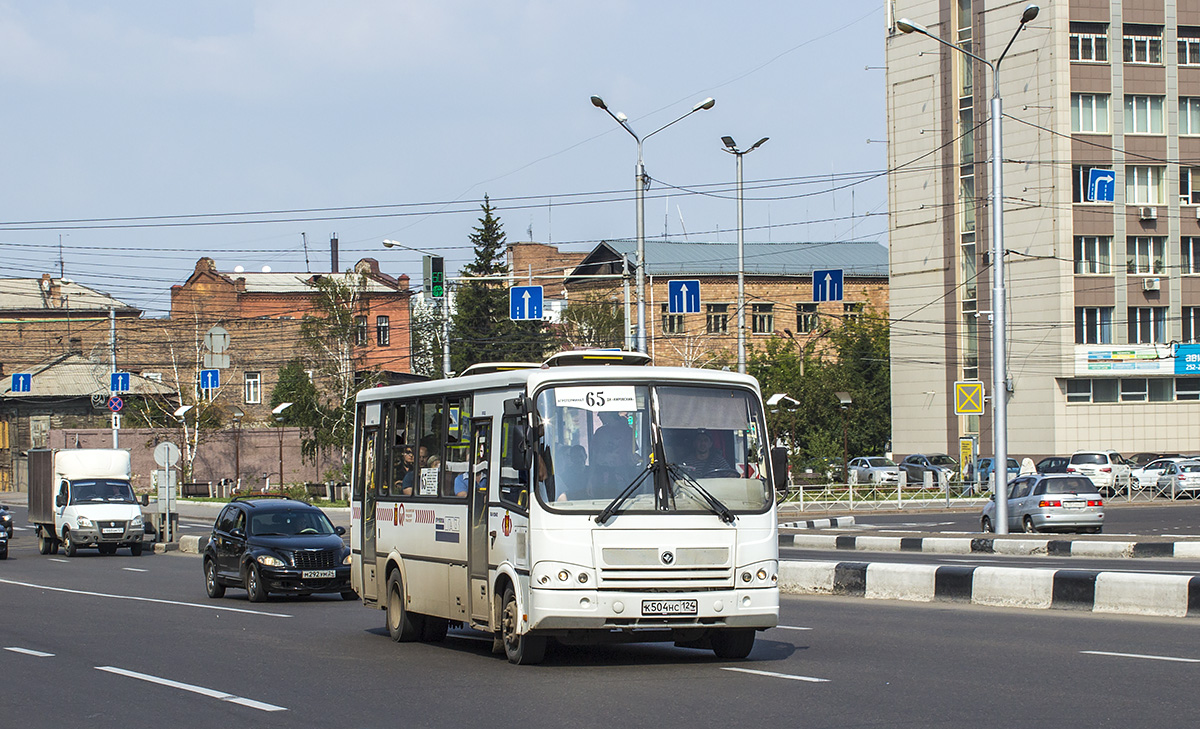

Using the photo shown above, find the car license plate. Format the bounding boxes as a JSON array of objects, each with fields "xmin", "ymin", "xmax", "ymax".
[
  {"xmin": 101, "ymin": 528, "xmax": 123, "ymax": 535},
  {"xmin": 302, "ymin": 570, "xmax": 336, "ymax": 579},
  {"xmin": 1063, "ymin": 501, "xmax": 1084, "ymax": 509},
  {"xmin": 641, "ymin": 599, "xmax": 698, "ymax": 616}
]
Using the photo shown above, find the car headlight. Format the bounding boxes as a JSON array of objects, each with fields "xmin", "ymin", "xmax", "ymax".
[
  {"xmin": 343, "ymin": 552, "xmax": 353, "ymax": 566},
  {"xmin": 77, "ymin": 516, "xmax": 94, "ymax": 529},
  {"xmin": 0, "ymin": 512, "xmax": 11, "ymax": 523},
  {"xmin": 256, "ymin": 554, "xmax": 285, "ymax": 567},
  {"xmin": 130, "ymin": 514, "xmax": 143, "ymax": 528}
]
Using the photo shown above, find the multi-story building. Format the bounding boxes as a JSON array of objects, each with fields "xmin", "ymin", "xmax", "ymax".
[{"xmin": 887, "ymin": 1, "xmax": 1200, "ymax": 460}]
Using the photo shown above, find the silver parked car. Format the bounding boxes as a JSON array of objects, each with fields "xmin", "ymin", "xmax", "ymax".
[
  {"xmin": 980, "ymin": 473, "xmax": 1104, "ymax": 534},
  {"xmin": 1131, "ymin": 457, "xmax": 1192, "ymax": 490},
  {"xmin": 1155, "ymin": 460, "xmax": 1200, "ymax": 499},
  {"xmin": 848, "ymin": 457, "xmax": 900, "ymax": 484}
]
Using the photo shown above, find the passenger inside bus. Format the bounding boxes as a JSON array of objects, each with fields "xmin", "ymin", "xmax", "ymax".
[
  {"xmin": 400, "ymin": 445, "xmax": 428, "ymax": 496},
  {"xmin": 454, "ymin": 462, "xmax": 487, "ymax": 498},
  {"xmin": 588, "ymin": 413, "xmax": 640, "ymax": 499},
  {"xmin": 553, "ymin": 445, "xmax": 588, "ymax": 501}
]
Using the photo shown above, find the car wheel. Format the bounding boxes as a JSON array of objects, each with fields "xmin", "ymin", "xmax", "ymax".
[
  {"xmin": 386, "ymin": 572, "xmax": 420, "ymax": 642},
  {"xmin": 61, "ymin": 528, "xmax": 77, "ymax": 557},
  {"xmin": 130, "ymin": 542, "xmax": 143, "ymax": 557},
  {"xmin": 981, "ymin": 516, "xmax": 993, "ymax": 533},
  {"xmin": 245, "ymin": 563, "xmax": 269, "ymax": 603},
  {"xmin": 204, "ymin": 559, "xmax": 226, "ymax": 599},
  {"xmin": 711, "ymin": 628, "xmax": 756, "ymax": 660},
  {"xmin": 38, "ymin": 530, "xmax": 54, "ymax": 555},
  {"xmin": 501, "ymin": 585, "xmax": 545, "ymax": 665},
  {"xmin": 1023, "ymin": 516, "xmax": 1038, "ymax": 534}
]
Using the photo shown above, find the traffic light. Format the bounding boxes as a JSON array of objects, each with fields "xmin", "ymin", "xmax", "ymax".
[{"xmin": 423, "ymin": 255, "xmax": 445, "ymax": 298}]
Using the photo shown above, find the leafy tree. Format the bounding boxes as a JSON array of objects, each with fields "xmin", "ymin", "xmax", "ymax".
[
  {"xmin": 450, "ymin": 197, "xmax": 553, "ymax": 372},
  {"xmin": 557, "ymin": 292, "xmax": 625, "ymax": 350},
  {"xmin": 269, "ymin": 358, "xmax": 324, "ymax": 461},
  {"xmin": 409, "ymin": 297, "xmax": 445, "ymax": 379}
]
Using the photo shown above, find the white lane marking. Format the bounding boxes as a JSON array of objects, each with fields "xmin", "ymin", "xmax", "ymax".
[
  {"xmin": 721, "ymin": 667, "xmax": 830, "ymax": 683},
  {"xmin": 4, "ymin": 647, "xmax": 54, "ymax": 657},
  {"xmin": 0, "ymin": 578, "xmax": 292, "ymax": 618},
  {"xmin": 96, "ymin": 666, "xmax": 286, "ymax": 712},
  {"xmin": 48, "ymin": 558, "xmax": 69, "ymax": 563},
  {"xmin": 773, "ymin": 625, "xmax": 813, "ymax": 631},
  {"xmin": 1082, "ymin": 650, "xmax": 1200, "ymax": 664},
  {"xmin": 122, "ymin": 568, "xmax": 148, "ymax": 573}
]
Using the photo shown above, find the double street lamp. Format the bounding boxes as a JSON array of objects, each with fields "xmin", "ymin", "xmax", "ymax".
[
  {"xmin": 273, "ymin": 402, "xmax": 292, "ymax": 492},
  {"xmin": 897, "ymin": 4, "xmax": 1039, "ymax": 534},
  {"xmin": 591, "ymin": 94, "xmax": 716, "ymax": 354},
  {"xmin": 722, "ymin": 135, "xmax": 769, "ymax": 374}
]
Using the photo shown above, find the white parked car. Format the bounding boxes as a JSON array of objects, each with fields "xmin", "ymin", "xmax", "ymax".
[
  {"xmin": 1131, "ymin": 457, "xmax": 1192, "ymax": 490},
  {"xmin": 1066, "ymin": 450, "xmax": 1132, "ymax": 497}
]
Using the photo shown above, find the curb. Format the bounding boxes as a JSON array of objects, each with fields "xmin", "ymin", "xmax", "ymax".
[
  {"xmin": 152, "ymin": 542, "xmax": 179, "ymax": 554},
  {"xmin": 784, "ymin": 533, "xmax": 1200, "ymax": 560},
  {"xmin": 779, "ymin": 517, "xmax": 857, "ymax": 530},
  {"xmin": 178, "ymin": 535, "xmax": 210, "ymax": 554},
  {"xmin": 779, "ymin": 559, "xmax": 1200, "ymax": 618}
]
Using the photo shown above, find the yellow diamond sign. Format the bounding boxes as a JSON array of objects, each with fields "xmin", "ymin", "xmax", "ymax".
[{"xmin": 954, "ymin": 381, "xmax": 985, "ymax": 415}]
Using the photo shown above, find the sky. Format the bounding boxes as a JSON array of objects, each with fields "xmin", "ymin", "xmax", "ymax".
[{"xmin": 0, "ymin": 1, "xmax": 888, "ymax": 317}]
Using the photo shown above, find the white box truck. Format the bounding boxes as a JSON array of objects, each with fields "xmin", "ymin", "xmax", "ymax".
[{"xmin": 29, "ymin": 449, "xmax": 145, "ymax": 557}]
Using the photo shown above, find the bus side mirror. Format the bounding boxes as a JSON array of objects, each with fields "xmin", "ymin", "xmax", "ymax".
[
  {"xmin": 770, "ymin": 447, "xmax": 789, "ymax": 492},
  {"xmin": 504, "ymin": 394, "xmax": 529, "ymax": 417},
  {"xmin": 513, "ymin": 422, "xmax": 534, "ymax": 471}
]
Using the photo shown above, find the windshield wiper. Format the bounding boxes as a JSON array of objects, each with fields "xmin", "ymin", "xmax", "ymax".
[
  {"xmin": 594, "ymin": 464, "xmax": 654, "ymax": 526},
  {"xmin": 665, "ymin": 462, "xmax": 736, "ymax": 524}
]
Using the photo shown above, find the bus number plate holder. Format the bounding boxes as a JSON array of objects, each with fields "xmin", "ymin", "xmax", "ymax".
[{"xmin": 641, "ymin": 599, "xmax": 698, "ymax": 616}]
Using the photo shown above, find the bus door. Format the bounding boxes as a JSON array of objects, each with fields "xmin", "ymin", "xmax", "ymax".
[
  {"xmin": 467, "ymin": 418, "xmax": 492, "ymax": 624},
  {"xmin": 358, "ymin": 404, "xmax": 381, "ymax": 603}
]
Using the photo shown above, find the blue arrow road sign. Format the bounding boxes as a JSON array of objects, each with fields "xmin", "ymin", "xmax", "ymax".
[
  {"xmin": 110, "ymin": 372, "xmax": 130, "ymax": 393},
  {"xmin": 668, "ymin": 280, "xmax": 701, "ymax": 314},
  {"xmin": 199, "ymin": 368, "xmax": 220, "ymax": 390},
  {"xmin": 812, "ymin": 269, "xmax": 844, "ymax": 302},
  {"xmin": 1088, "ymin": 168, "xmax": 1115, "ymax": 202},
  {"xmin": 11, "ymin": 373, "xmax": 31, "ymax": 393},
  {"xmin": 510, "ymin": 286, "xmax": 544, "ymax": 321}
]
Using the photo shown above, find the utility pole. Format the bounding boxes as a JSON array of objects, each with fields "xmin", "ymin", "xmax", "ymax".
[{"xmin": 109, "ymin": 307, "xmax": 118, "ymax": 449}]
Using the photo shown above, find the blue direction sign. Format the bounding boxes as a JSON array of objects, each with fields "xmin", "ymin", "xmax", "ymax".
[
  {"xmin": 509, "ymin": 286, "xmax": 544, "ymax": 321},
  {"xmin": 11, "ymin": 373, "xmax": 31, "ymax": 393},
  {"xmin": 110, "ymin": 372, "xmax": 130, "ymax": 393},
  {"xmin": 1088, "ymin": 168, "xmax": 1115, "ymax": 202},
  {"xmin": 667, "ymin": 279, "xmax": 701, "ymax": 314},
  {"xmin": 199, "ymin": 368, "xmax": 220, "ymax": 390},
  {"xmin": 812, "ymin": 269, "xmax": 844, "ymax": 302}
]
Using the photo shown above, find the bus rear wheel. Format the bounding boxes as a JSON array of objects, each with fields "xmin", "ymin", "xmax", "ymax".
[
  {"xmin": 710, "ymin": 628, "xmax": 756, "ymax": 660},
  {"xmin": 386, "ymin": 572, "xmax": 421, "ymax": 642},
  {"xmin": 501, "ymin": 586, "xmax": 545, "ymax": 665}
]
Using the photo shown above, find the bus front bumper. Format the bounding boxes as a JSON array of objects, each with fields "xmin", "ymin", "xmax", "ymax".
[{"xmin": 528, "ymin": 587, "xmax": 779, "ymax": 631}]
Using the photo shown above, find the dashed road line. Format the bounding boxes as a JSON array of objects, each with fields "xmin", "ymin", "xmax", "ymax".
[
  {"xmin": 0, "ymin": 578, "xmax": 292, "ymax": 618},
  {"xmin": 1082, "ymin": 650, "xmax": 1200, "ymax": 664},
  {"xmin": 773, "ymin": 625, "xmax": 813, "ymax": 631},
  {"xmin": 4, "ymin": 647, "xmax": 54, "ymax": 657},
  {"xmin": 122, "ymin": 568, "xmax": 148, "ymax": 573},
  {"xmin": 721, "ymin": 667, "xmax": 830, "ymax": 683},
  {"xmin": 96, "ymin": 666, "xmax": 287, "ymax": 712}
]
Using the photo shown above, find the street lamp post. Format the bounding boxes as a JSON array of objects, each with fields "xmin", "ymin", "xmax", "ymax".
[
  {"xmin": 835, "ymin": 392, "xmax": 852, "ymax": 483},
  {"xmin": 896, "ymin": 4, "xmax": 1039, "ymax": 535},
  {"xmin": 722, "ymin": 135, "xmax": 769, "ymax": 374},
  {"xmin": 591, "ymin": 94, "xmax": 716, "ymax": 354},
  {"xmin": 273, "ymin": 402, "xmax": 293, "ymax": 493},
  {"xmin": 231, "ymin": 407, "xmax": 243, "ymax": 496}
]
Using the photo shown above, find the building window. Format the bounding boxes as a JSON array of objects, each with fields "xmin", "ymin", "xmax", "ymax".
[
  {"xmin": 1070, "ymin": 23, "xmax": 1108, "ymax": 62},
  {"xmin": 1075, "ymin": 307, "xmax": 1113, "ymax": 344},
  {"xmin": 1124, "ymin": 96, "xmax": 1164, "ymax": 134},
  {"xmin": 244, "ymin": 371, "xmax": 261, "ymax": 404},
  {"xmin": 376, "ymin": 315, "xmax": 390, "ymax": 346},
  {"xmin": 1071, "ymin": 94, "xmax": 1110, "ymax": 133},
  {"xmin": 1181, "ymin": 27, "xmax": 1200, "ymax": 65},
  {"xmin": 797, "ymin": 303, "xmax": 819, "ymax": 333},
  {"xmin": 751, "ymin": 303, "xmax": 774, "ymax": 335},
  {"xmin": 1121, "ymin": 379, "xmax": 1149, "ymax": 402},
  {"xmin": 1184, "ymin": 307, "xmax": 1200, "ymax": 343},
  {"xmin": 1074, "ymin": 236, "xmax": 1111, "ymax": 274},
  {"xmin": 1066, "ymin": 380, "xmax": 1092, "ymax": 403},
  {"xmin": 1150, "ymin": 379, "xmax": 1174, "ymax": 402},
  {"xmin": 1184, "ymin": 238, "xmax": 1200, "ymax": 274},
  {"xmin": 1183, "ymin": 169, "xmax": 1200, "ymax": 205},
  {"xmin": 1128, "ymin": 307, "xmax": 1167, "ymax": 343},
  {"xmin": 1066, "ymin": 379, "xmax": 1118, "ymax": 403},
  {"xmin": 843, "ymin": 302, "xmax": 864, "ymax": 323},
  {"xmin": 1178, "ymin": 378, "xmax": 1200, "ymax": 401},
  {"xmin": 660, "ymin": 304, "xmax": 684, "ymax": 335},
  {"xmin": 962, "ymin": 236, "xmax": 977, "ymax": 301},
  {"xmin": 1073, "ymin": 164, "xmax": 1113, "ymax": 203},
  {"xmin": 1127, "ymin": 237, "xmax": 1165, "ymax": 274},
  {"xmin": 1181, "ymin": 98, "xmax": 1200, "ymax": 135},
  {"xmin": 1126, "ymin": 166, "xmax": 1165, "ymax": 205},
  {"xmin": 705, "ymin": 304, "xmax": 729, "ymax": 334},
  {"xmin": 355, "ymin": 316, "xmax": 368, "ymax": 346},
  {"xmin": 963, "ymin": 313, "xmax": 978, "ymax": 381},
  {"xmin": 1123, "ymin": 26, "xmax": 1163, "ymax": 65},
  {"xmin": 959, "ymin": 173, "xmax": 975, "ymax": 232}
]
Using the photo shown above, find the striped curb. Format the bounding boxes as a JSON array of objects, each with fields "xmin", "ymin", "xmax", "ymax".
[
  {"xmin": 784, "ymin": 533, "xmax": 1200, "ymax": 559},
  {"xmin": 778, "ymin": 517, "xmax": 857, "ymax": 530},
  {"xmin": 779, "ymin": 560, "xmax": 1200, "ymax": 618}
]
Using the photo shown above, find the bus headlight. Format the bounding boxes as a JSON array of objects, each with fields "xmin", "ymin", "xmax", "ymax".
[
  {"xmin": 739, "ymin": 560, "xmax": 777, "ymax": 587},
  {"xmin": 533, "ymin": 562, "xmax": 595, "ymax": 589}
]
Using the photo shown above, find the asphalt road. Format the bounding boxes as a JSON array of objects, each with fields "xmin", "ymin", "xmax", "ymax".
[
  {"xmin": 2, "ymin": 537, "xmax": 1198, "ymax": 728},
  {"xmin": 780, "ymin": 546, "xmax": 1200, "ymax": 575}
]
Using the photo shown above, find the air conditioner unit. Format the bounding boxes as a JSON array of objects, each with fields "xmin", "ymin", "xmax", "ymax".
[
  {"xmin": 1143, "ymin": 277, "xmax": 1161, "ymax": 291},
  {"xmin": 1139, "ymin": 206, "xmax": 1158, "ymax": 220}
]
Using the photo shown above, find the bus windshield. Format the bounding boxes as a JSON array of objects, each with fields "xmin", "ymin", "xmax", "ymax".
[{"xmin": 533, "ymin": 383, "xmax": 771, "ymax": 514}]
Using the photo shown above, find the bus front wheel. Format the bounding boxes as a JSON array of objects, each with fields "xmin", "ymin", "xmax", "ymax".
[
  {"xmin": 500, "ymin": 586, "xmax": 545, "ymax": 665},
  {"xmin": 711, "ymin": 628, "xmax": 756, "ymax": 660},
  {"xmin": 386, "ymin": 572, "xmax": 421, "ymax": 642}
]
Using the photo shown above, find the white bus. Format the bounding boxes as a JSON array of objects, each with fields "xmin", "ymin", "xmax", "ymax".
[{"xmin": 350, "ymin": 351, "xmax": 782, "ymax": 664}]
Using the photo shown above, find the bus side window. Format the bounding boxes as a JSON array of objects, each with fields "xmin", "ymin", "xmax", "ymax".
[
  {"xmin": 418, "ymin": 401, "xmax": 443, "ymax": 497},
  {"xmin": 443, "ymin": 397, "xmax": 471, "ymax": 498},
  {"xmin": 499, "ymin": 415, "xmax": 529, "ymax": 509}
]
